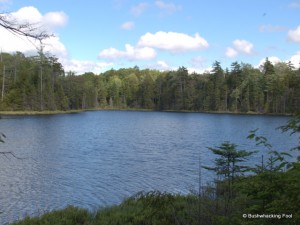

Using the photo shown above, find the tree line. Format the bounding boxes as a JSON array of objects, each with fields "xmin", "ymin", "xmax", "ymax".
[{"xmin": 0, "ymin": 51, "xmax": 299, "ymax": 114}]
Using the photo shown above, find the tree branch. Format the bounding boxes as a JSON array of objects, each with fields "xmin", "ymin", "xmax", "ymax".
[
  {"xmin": 0, "ymin": 151, "xmax": 24, "ymax": 160},
  {"xmin": 0, "ymin": 14, "xmax": 53, "ymax": 42}
]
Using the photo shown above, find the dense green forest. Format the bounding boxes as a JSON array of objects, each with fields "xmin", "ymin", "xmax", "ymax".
[{"xmin": 0, "ymin": 51, "xmax": 300, "ymax": 114}]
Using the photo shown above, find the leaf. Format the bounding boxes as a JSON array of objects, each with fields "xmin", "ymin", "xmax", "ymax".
[
  {"xmin": 280, "ymin": 152, "xmax": 292, "ymax": 158},
  {"xmin": 247, "ymin": 133, "xmax": 255, "ymax": 139}
]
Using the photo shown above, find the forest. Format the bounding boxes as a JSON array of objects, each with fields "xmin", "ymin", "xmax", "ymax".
[{"xmin": 0, "ymin": 51, "xmax": 300, "ymax": 114}]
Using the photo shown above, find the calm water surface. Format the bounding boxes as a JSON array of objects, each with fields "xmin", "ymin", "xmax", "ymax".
[{"xmin": 0, "ymin": 111, "xmax": 298, "ymax": 224}]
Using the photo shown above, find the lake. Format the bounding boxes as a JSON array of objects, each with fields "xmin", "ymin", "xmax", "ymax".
[{"xmin": 0, "ymin": 111, "xmax": 298, "ymax": 224}]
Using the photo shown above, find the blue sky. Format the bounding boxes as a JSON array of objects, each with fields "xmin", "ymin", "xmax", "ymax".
[{"xmin": 1, "ymin": 0, "xmax": 300, "ymax": 74}]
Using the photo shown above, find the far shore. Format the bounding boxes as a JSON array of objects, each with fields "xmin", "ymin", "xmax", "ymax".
[{"xmin": 0, "ymin": 108, "xmax": 294, "ymax": 117}]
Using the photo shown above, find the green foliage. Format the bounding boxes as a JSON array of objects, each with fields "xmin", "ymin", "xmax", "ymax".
[
  {"xmin": 12, "ymin": 206, "xmax": 91, "ymax": 225},
  {"xmin": 12, "ymin": 193, "xmax": 201, "ymax": 225},
  {"xmin": 2, "ymin": 52, "xmax": 300, "ymax": 224},
  {"xmin": 247, "ymin": 129, "xmax": 292, "ymax": 172},
  {"xmin": 203, "ymin": 142, "xmax": 257, "ymax": 180},
  {"xmin": 1, "ymin": 52, "xmax": 300, "ymax": 114}
]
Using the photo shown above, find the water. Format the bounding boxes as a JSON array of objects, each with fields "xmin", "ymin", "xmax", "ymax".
[{"xmin": 0, "ymin": 111, "xmax": 298, "ymax": 224}]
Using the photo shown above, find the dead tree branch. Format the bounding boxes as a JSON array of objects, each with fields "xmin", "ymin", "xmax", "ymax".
[{"xmin": 0, "ymin": 14, "xmax": 53, "ymax": 42}]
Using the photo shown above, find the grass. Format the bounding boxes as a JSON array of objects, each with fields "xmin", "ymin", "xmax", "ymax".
[
  {"xmin": 10, "ymin": 185, "xmax": 299, "ymax": 225},
  {"xmin": 11, "ymin": 192, "xmax": 200, "ymax": 225}
]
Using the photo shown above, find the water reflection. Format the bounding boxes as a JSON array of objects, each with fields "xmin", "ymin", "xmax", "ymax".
[{"xmin": 0, "ymin": 111, "xmax": 298, "ymax": 224}]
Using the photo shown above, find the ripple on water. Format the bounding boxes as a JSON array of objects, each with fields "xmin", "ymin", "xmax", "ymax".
[{"xmin": 0, "ymin": 111, "xmax": 298, "ymax": 224}]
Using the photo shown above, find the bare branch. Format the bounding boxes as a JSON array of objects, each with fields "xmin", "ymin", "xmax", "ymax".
[
  {"xmin": 0, "ymin": 151, "xmax": 24, "ymax": 160},
  {"xmin": 0, "ymin": 13, "xmax": 53, "ymax": 42},
  {"xmin": 0, "ymin": 133, "xmax": 25, "ymax": 160}
]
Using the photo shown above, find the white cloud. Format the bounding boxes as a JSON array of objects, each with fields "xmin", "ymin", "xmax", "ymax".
[
  {"xmin": 0, "ymin": 7, "xmax": 88, "ymax": 73},
  {"xmin": 131, "ymin": 2, "xmax": 149, "ymax": 16},
  {"xmin": 289, "ymin": 51, "xmax": 300, "ymax": 69},
  {"xmin": 233, "ymin": 39, "xmax": 253, "ymax": 54},
  {"xmin": 187, "ymin": 66, "xmax": 212, "ymax": 74},
  {"xmin": 99, "ymin": 44, "xmax": 156, "ymax": 61},
  {"xmin": 226, "ymin": 39, "xmax": 254, "ymax": 58},
  {"xmin": 120, "ymin": 21, "xmax": 134, "ymax": 30},
  {"xmin": 137, "ymin": 31, "xmax": 209, "ymax": 53},
  {"xmin": 0, "ymin": 28, "xmax": 68, "ymax": 58},
  {"xmin": 265, "ymin": 56, "xmax": 281, "ymax": 64},
  {"xmin": 43, "ymin": 36, "xmax": 68, "ymax": 58},
  {"xmin": 10, "ymin": 7, "xmax": 68, "ymax": 32},
  {"xmin": 155, "ymin": 1, "xmax": 181, "ymax": 14},
  {"xmin": 146, "ymin": 60, "xmax": 174, "ymax": 71},
  {"xmin": 10, "ymin": 6, "xmax": 43, "ymax": 24},
  {"xmin": 0, "ymin": 6, "xmax": 114, "ymax": 75},
  {"xmin": 257, "ymin": 56, "xmax": 281, "ymax": 68},
  {"xmin": 225, "ymin": 47, "xmax": 238, "ymax": 58},
  {"xmin": 43, "ymin": 11, "xmax": 68, "ymax": 31},
  {"xmin": 156, "ymin": 60, "xmax": 171, "ymax": 70},
  {"xmin": 287, "ymin": 26, "xmax": 300, "ymax": 42},
  {"xmin": 1, "ymin": 7, "xmax": 68, "ymax": 55},
  {"xmin": 257, "ymin": 54, "xmax": 300, "ymax": 69},
  {"xmin": 63, "ymin": 59, "xmax": 113, "ymax": 74}
]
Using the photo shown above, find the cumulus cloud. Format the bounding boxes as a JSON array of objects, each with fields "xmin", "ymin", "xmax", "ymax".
[
  {"xmin": 145, "ymin": 60, "xmax": 174, "ymax": 71},
  {"xmin": 137, "ymin": 31, "xmax": 209, "ymax": 53},
  {"xmin": 156, "ymin": 60, "xmax": 171, "ymax": 70},
  {"xmin": 120, "ymin": 21, "xmax": 135, "ymax": 30},
  {"xmin": 258, "ymin": 56, "xmax": 281, "ymax": 67},
  {"xmin": 233, "ymin": 39, "xmax": 253, "ymax": 54},
  {"xmin": 9, "ymin": 6, "xmax": 68, "ymax": 31},
  {"xmin": 99, "ymin": 44, "xmax": 156, "ymax": 61},
  {"xmin": 1, "ymin": 7, "xmax": 68, "ymax": 55},
  {"xmin": 226, "ymin": 39, "xmax": 254, "ymax": 58},
  {"xmin": 287, "ymin": 26, "xmax": 300, "ymax": 42},
  {"xmin": 225, "ymin": 47, "xmax": 238, "ymax": 58},
  {"xmin": 289, "ymin": 51, "xmax": 300, "ymax": 68},
  {"xmin": 10, "ymin": 6, "xmax": 43, "ymax": 23},
  {"xmin": 131, "ymin": 2, "xmax": 149, "ymax": 16},
  {"xmin": 0, "ymin": 6, "xmax": 113, "ymax": 74},
  {"xmin": 187, "ymin": 66, "xmax": 213, "ymax": 74},
  {"xmin": 43, "ymin": 11, "xmax": 68, "ymax": 31},
  {"xmin": 257, "ymin": 54, "xmax": 300, "ymax": 69},
  {"xmin": 155, "ymin": 1, "xmax": 181, "ymax": 15},
  {"xmin": 63, "ymin": 59, "xmax": 113, "ymax": 74},
  {"xmin": 0, "ymin": 7, "xmax": 94, "ymax": 73}
]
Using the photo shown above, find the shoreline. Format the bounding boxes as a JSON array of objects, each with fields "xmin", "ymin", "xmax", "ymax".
[{"xmin": 0, "ymin": 108, "xmax": 294, "ymax": 117}]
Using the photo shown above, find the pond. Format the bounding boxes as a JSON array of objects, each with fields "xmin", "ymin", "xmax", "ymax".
[{"xmin": 0, "ymin": 111, "xmax": 298, "ymax": 224}]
